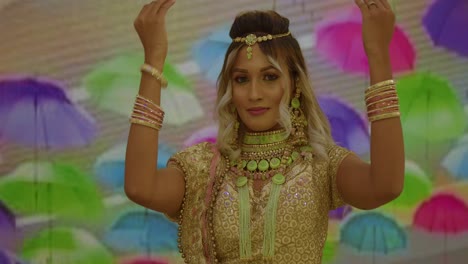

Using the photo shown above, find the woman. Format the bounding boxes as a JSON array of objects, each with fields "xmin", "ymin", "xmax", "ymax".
[{"xmin": 125, "ymin": 0, "xmax": 405, "ymax": 263}]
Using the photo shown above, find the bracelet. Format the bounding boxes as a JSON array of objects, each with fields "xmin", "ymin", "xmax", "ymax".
[
  {"xmin": 140, "ymin": 63, "xmax": 168, "ymax": 88},
  {"xmin": 369, "ymin": 112, "xmax": 401, "ymax": 122},
  {"xmin": 365, "ymin": 79, "xmax": 396, "ymax": 93},
  {"xmin": 129, "ymin": 117, "xmax": 162, "ymax": 131}
]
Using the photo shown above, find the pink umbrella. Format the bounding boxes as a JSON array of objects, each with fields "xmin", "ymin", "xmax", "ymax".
[
  {"xmin": 119, "ymin": 256, "xmax": 170, "ymax": 264},
  {"xmin": 315, "ymin": 6, "xmax": 415, "ymax": 76},
  {"xmin": 183, "ymin": 124, "xmax": 218, "ymax": 148},
  {"xmin": 413, "ymin": 193, "xmax": 468, "ymax": 263}
]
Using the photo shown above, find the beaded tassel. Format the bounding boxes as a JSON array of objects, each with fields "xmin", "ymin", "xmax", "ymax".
[
  {"xmin": 236, "ymin": 176, "xmax": 252, "ymax": 259},
  {"xmin": 262, "ymin": 175, "xmax": 284, "ymax": 257}
]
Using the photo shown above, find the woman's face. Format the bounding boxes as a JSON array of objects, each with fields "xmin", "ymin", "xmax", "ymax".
[{"xmin": 231, "ymin": 44, "xmax": 291, "ymax": 132}]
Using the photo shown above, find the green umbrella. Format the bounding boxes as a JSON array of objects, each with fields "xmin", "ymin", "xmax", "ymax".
[
  {"xmin": 396, "ymin": 72, "xmax": 467, "ymax": 173},
  {"xmin": 0, "ymin": 161, "xmax": 104, "ymax": 220},
  {"xmin": 83, "ymin": 52, "xmax": 203, "ymax": 126},
  {"xmin": 21, "ymin": 227, "xmax": 114, "ymax": 264},
  {"xmin": 322, "ymin": 237, "xmax": 337, "ymax": 263},
  {"xmin": 384, "ymin": 160, "xmax": 432, "ymax": 209}
]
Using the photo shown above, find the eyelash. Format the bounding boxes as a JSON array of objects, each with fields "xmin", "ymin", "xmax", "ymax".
[{"xmin": 233, "ymin": 74, "xmax": 279, "ymax": 84}]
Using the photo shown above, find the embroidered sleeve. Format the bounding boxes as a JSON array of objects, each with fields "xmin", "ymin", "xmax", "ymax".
[{"xmin": 327, "ymin": 144, "xmax": 351, "ymax": 210}]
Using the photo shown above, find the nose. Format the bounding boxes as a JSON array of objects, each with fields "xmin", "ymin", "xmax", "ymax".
[{"xmin": 248, "ymin": 79, "xmax": 263, "ymax": 101}]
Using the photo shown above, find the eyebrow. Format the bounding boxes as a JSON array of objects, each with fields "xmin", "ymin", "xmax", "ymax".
[{"xmin": 232, "ymin": 65, "xmax": 278, "ymax": 73}]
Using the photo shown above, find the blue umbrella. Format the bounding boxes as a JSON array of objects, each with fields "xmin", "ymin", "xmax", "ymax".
[
  {"xmin": 423, "ymin": 0, "xmax": 468, "ymax": 57},
  {"xmin": 103, "ymin": 210, "xmax": 178, "ymax": 253},
  {"xmin": 340, "ymin": 212, "xmax": 407, "ymax": 262},
  {"xmin": 318, "ymin": 96, "xmax": 370, "ymax": 156},
  {"xmin": 0, "ymin": 76, "xmax": 97, "ymax": 149},
  {"xmin": 192, "ymin": 25, "xmax": 231, "ymax": 83},
  {"xmin": 0, "ymin": 201, "xmax": 18, "ymax": 250},
  {"xmin": 442, "ymin": 134, "xmax": 468, "ymax": 181},
  {"xmin": 94, "ymin": 143, "xmax": 175, "ymax": 191}
]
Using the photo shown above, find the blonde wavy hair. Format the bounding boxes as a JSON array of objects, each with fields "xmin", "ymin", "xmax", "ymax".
[{"xmin": 215, "ymin": 10, "xmax": 334, "ymax": 161}]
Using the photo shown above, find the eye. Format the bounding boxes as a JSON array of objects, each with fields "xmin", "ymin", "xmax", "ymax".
[
  {"xmin": 264, "ymin": 74, "xmax": 279, "ymax": 81},
  {"xmin": 234, "ymin": 76, "xmax": 249, "ymax": 84}
]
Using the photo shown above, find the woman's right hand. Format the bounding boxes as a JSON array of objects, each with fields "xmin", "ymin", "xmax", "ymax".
[{"xmin": 134, "ymin": 0, "xmax": 176, "ymax": 69}]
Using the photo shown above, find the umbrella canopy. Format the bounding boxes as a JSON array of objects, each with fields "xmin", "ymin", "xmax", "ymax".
[
  {"xmin": 413, "ymin": 193, "xmax": 468, "ymax": 234},
  {"xmin": 397, "ymin": 72, "xmax": 466, "ymax": 141},
  {"xmin": 322, "ymin": 237, "xmax": 337, "ymax": 263},
  {"xmin": 103, "ymin": 210, "xmax": 178, "ymax": 253},
  {"xmin": 329, "ymin": 205, "xmax": 352, "ymax": 220},
  {"xmin": 315, "ymin": 6, "xmax": 415, "ymax": 75},
  {"xmin": 0, "ymin": 161, "xmax": 104, "ymax": 220},
  {"xmin": 0, "ymin": 76, "xmax": 97, "ymax": 149},
  {"xmin": 340, "ymin": 212, "xmax": 407, "ymax": 255},
  {"xmin": 83, "ymin": 52, "xmax": 203, "ymax": 126},
  {"xmin": 183, "ymin": 124, "xmax": 218, "ymax": 147},
  {"xmin": 120, "ymin": 256, "xmax": 170, "ymax": 264},
  {"xmin": 21, "ymin": 227, "xmax": 114, "ymax": 264},
  {"xmin": 192, "ymin": 25, "xmax": 231, "ymax": 83},
  {"xmin": 0, "ymin": 249, "xmax": 27, "ymax": 264},
  {"xmin": 423, "ymin": 0, "xmax": 468, "ymax": 57},
  {"xmin": 95, "ymin": 143, "xmax": 175, "ymax": 191},
  {"xmin": 384, "ymin": 160, "xmax": 432, "ymax": 209},
  {"xmin": 441, "ymin": 134, "xmax": 468, "ymax": 181},
  {"xmin": 0, "ymin": 201, "xmax": 18, "ymax": 250},
  {"xmin": 318, "ymin": 96, "xmax": 369, "ymax": 156}
]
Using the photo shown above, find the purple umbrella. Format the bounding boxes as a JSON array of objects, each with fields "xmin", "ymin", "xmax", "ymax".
[
  {"xmin": 0, "ymin": 250, "xmax": 26, "ymax": 264},
  {"xmin": 0, "ymin": 201, "xmax": 18, "ymax": 251},
  {"xmin": 0, "ymin": 76, "xmax": 97, "ymax": 149},
  {"xmin": 318, "ymin": 96, "xmax": 370, "ymax": 156},
  {"xmin": 329, "ymin": 205, "xmax": 352, "ymax": 220},
  {"xmin": 423, "ymin": 0, "xmax": 468, "ymax": 57}
]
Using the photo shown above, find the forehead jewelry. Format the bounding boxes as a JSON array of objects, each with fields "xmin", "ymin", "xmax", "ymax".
[{"xmin": 232, "ymin": 31, "xmax": 291, "ymax": 59}]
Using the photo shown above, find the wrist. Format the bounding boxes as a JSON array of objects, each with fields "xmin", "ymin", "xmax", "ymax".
[{"xmin": 144, "ymin": 54, "xmax": 166, "ymax": 71}]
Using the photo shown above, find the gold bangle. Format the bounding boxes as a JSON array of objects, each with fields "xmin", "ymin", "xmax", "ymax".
[
  {"xmin": 129, "ymin": 117, "xmax": 162, "ymax": 131},
  {"xmin": 365, "ymin": 79, "xmax": 395, "ymax": 93},
  {"xmin": 369, "ymin": 112, "xmax": 401, "ymax": 122},
  {"xmin": 365, "ymin": 85, "xmax": 396, "ymax": 98},
  {"xmin": 368, "ymin": 105, "xmax": 400, "ymax": 115},
  {"xmin": 140, "ymin": 64, "xmax": 168, "ymax": 88},
  {"xmin": 367, "ymin": 96, "xmax": 399, "ymax": 108}
]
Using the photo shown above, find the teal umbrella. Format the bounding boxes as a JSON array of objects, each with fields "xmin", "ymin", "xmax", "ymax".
[
  {"xmin": 340, "ymin": 212, "xmax": 407, "ymax": 263},
  {"xmin": 83, "ymin": 52, "xmax": 203, "ymax": 126},
  {"xmin": 21, "ymin": 227, "xmax": 114, "ymax": 264},
  {"xmin": 0, "ymin": 161, "xmax": 104, "ymax": 220}
]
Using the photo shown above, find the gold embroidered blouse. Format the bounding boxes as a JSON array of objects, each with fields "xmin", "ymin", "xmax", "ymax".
[{"xmin": 167, "ymin": 142, "xmax": 351, "ymax": 263}]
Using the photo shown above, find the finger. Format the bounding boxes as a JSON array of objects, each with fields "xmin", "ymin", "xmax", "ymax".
[
  {"xmin": 379, "ymin": 0, "xmax": 392, "ymax": 10},
  {"xmin": 149, "ymin": 0, "xmax": 170, "ymax": 15},
  {"xmin": 354, "ymin": 0, "xmax": 370, "ymax": 15},
  {"xmin": 137, "ymin": 3, "xmax": 152, "ymax": 19},
  {"xmin": 157, "ymin": 0, "xmax": 176, "ymax": 16},
  {"xmin": 365, "ymin": 0, "xmax": 380, "ymax": 10}
]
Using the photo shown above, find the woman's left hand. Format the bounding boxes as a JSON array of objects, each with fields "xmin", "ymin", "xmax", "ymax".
[{"xmin": 355, "ymin": 0, "xmax": 396, "ymax": 56}]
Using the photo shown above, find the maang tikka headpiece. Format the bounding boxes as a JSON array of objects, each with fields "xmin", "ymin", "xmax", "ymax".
[{"xmin": 232, "ymin": 31, "xmax": 291, "ymax": 59}]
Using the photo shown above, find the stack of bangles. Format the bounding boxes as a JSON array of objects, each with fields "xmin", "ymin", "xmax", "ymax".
[
  {"xmin": 129, "ymin": 94, "xmax": 164, "ymax": 131},
  {"xmin": 365, "ymin": 79, "xmax": 401, "ymax": 122}
]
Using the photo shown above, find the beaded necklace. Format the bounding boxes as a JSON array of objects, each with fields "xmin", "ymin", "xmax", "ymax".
[{"xmin": 231, "ymin": 129, "xmax": 305, "ymax": 259}]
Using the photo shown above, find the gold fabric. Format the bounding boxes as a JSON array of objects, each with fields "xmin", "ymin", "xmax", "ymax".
[{"xmin": 167, "ymin": 142, "xmax": 351, "ymax": 263}]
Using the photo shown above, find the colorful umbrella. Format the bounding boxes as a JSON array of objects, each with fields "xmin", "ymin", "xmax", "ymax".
[
  {"xmin": 322, "ymin": 237, "xmax": 337, "ymax": 263},
  {"xmin": 21, "ymin": 227, "xmax": 114, "ymax": 264},
  {"xmin": 0, "ymin": 161, "xmax": 104, "ymax": 220},
  {"xmin": 384, "ymin": 160, "xmax": 432, "ymax": 209},
  {"xmin": 0, "ymin": 201, "xmax": 18, "ymax": 251},
  {"xmin": 329, "ymin": 205, "xmax": 352, "ymax": 220},
  {"xmin": 441, "ymin": 134, "xmax": 468, "ymax": 181},
  {"xmin": 0, "ymin": 76, "xmax": 97, "ymax": 149},
  {"xmin": 119, "ymin": 256, "xmax": 171, "ymax": 264},
  {"xmin": 95, "ymin": 143, "xmax": 175, "ymax": 191},
  {"xmin": 192, "ymin": 25, "xmax": 230, "ymax": 83},
  {"xmin": 318, "ymin": 96, "xmax": 370, "ymax": 156},
  {"xmin": 396, "ymin": 72, "xmax": 467, "ymax": 172},
  {"xmin": 315, "ymin": 6, "xmax": 415, "ymax": 75},
  {"xmin": 423, "ymin": 0, "xmax": 468, "ymax": 57},
  {"xmin": 413, "ymin": 193, "xmax": 468, "ymax": 263},
  {"xmin": 340, "ymin": 212, "xmax": 407, "ymax": 262},
  {"xmin": 83, "ymin": 52, "xmax": 203, "ymax": 126},
  {"xmin": 103, "ymin": 210, "xmax": 178, "ymax": 253},
  {"xmin": 0, "ymin": 249, "xmax": 27, "ymax": 264},
  {"xmin": 183, "ymin": 124, "xmax": 218, "ymax": 147}
]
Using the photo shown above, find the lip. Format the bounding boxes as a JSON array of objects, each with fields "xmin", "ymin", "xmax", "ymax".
[{"xmin": 247, "ymin": 107, "xmax": 269, "ymax": 116}]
